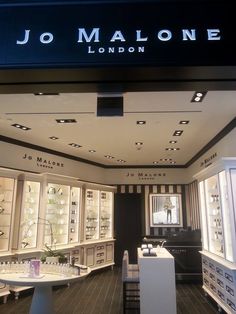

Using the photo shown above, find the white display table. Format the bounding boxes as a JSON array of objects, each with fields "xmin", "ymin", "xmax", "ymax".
[
  {"xmin": 0, "ymin": 267, "xmax": 91, "ymax": 314},
  {"xmin": 138, "ymin": 248, "xmax": 177, "ymax": 314}
]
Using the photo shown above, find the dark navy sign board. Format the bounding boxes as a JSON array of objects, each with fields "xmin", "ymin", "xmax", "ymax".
[{"xmin": 0, "ymin": 1, "xmax": 235, "ymax": 68}]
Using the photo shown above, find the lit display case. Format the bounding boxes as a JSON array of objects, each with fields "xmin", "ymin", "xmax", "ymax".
[
  {"xmin": 0, "ymin": 175, "xmax": 16, "ymax": 252},
  {"xmin": 43, "ymin": 174, "xmax": 81, "ymax": 247},
  {"xmin": 19, "ymin": 180, "xmax": 41, "ymax": 249},
  {"xmin": 85, "ymin": 189, "xmax": 100, "ymax": 241},
  {"xmin": 194, "ymin": 158, "xmax": 236, "ymax": 313},
  {"xmin": 84, "ymin": 187, "xmax": 114, "ymax": 241},
  {"xmin": 100, "ymin": 191, "xmax": 113, "ymax": 239}
]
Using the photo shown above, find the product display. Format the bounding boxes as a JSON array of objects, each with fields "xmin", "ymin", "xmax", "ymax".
[
  {"xmin": 195, "ymin": 158, "xmax": 236, "ymax": 313},
  {"xmin": 69, "ymin": 187, "xmax": 81, "ymax": 243},
  {"xmin": 45, "ymin": 183, "xmax": 70, "ymax": 246},
  {"xmin": 84, "ymin": 189, "xmax": 113, "ymax": 241},
  {"xmin": 100, "ymin": 191, "xmax": 113, "ymax": 239},
  {"xmin": 85, "ymin": 189, "xmax": 99, "ymax": 241},
  {"xmin": 0, "ymin": 177, "xmax": 16, "ymax": 252},
  {"xmin": 19, "ymin": 181, "xmax": 41, "ymax": 249}
]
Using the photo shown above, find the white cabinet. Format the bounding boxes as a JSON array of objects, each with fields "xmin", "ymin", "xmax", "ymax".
[
  {"xmin": 42, "ymin": 174, "xmax": 82, "ymax": 247},
  {"xmin": 82, "ymin": 240, "xmax": 115, "ymax": 270},
  {"xmin": 13, "ymin": 174, "xmax": 43, "ymax": 251},
  {"xmin": 194, "ymin": 158, "xmax": 236, "ymax": 313},
  {"xmin": 84, "ymin": 189, "xmax": 100, "ymax": 241},
  {"xmin": 84, "ymin": 187, "xmax": 114, "ymax": 242},
  {"xmin": 0, "ymin": 169, "xmax": 18, "ymax": 253}
]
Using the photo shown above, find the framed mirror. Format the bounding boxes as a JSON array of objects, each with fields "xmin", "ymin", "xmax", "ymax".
[{"xmin": 150, "ymin": 194, "xmax": 183, "ymax": 227}]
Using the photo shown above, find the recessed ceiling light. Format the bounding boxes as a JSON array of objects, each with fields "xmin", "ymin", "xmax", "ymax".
[
  {"xmin": 136, "ymin": 121, "xmax": 146, "ymax": 125},
  {"xmin": 117, "ymin": 159, "xmax": 126, "ymax": 163},
  {"xmin": 56, "ymin": 119, "xmax": 77, "ymax": 124},
  {"xmin": 135, "ymin": 142, "xmax": 143, "ymax": 146},
  {"xmin": 191, "ymin": 91, "xmax": 207, "ymax": 102},
  {"xmin": 12, "ymin": 123, "xmax": 31, "ymax": 131},
  {"xmin": 153, "ymin": 161, "xmax": 159, "ymax": 164},
  {"xmin": 170, "ymin": 161, "xmax": 176, "ymax": 164},
  {"xmin": 179, "ymin": 120, "xmax": 189, "ymax": 125},
  {"xmin": 89, "ymin": 150, "xmax": 96, "ymax": 153},
  {"xmin": 105, "ymin": 155, "xmax": 115, "ymax": 159},
  {"xmin": 34, "ymin": 93, "xmax": 60, "ymax": 96},
  {"xmin": 69, "ymin": 143, "xmax": 82, "ymax": 148},
  {"xmin": 49, "ymin": 136, "xmax": 59, "ymax": 140},
  {"xmin": 173, "ymin": 130, "xmax": 183, "ymax": 136},
  {"xmin": 169, "ymin": 140, "xmax": 177, "ymax": 144},
  {"xmin": 165, "ymin": 147, "xmax": 180, "ymax": 151},
  {"xmin": 160, "ymin": 158, "xmax": 172, "ymax": 161}
]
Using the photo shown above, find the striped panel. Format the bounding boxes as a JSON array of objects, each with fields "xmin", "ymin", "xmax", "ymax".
[
  {"xmin": 128, "ymin": 185, "xmax": 134, "ymax": 193},
  {"xmin": 186, "ymin": 181, "xmax": 201, "ymax": 230}
]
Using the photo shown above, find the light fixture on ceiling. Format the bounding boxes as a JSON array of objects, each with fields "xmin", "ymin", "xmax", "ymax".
[
  {"xmin": 137, "ymin": 120, "xmax": 146, "ymax": 125},
  {"xmin": 104, "ymin": 155, "xmax": 115, "ymax": 159},
  {"xmin": 165, "ymin": 148, "xmax": 180, "ymax": 151},
  {"xmin": 69, "ymin": 143, "xmax": 82, "ymax": 148},
  {"xmin": 179, "ymin": 120, "xmax": 189, "ymax": 125},
  {"xmin": 12, "ymin": 123, "xmax": 31, "ymax": 131},
  {"xmin": 56, "ymin": 119, "xmax": 77, "ymax": 124},
  {"xmin": 135, "ymin": 142, "xmax": 143, "ymax": 146},
  {"xmin": 117, "ymin": 159, "xmax": 126, "ymax": 163},
  {"xmin": 173, "ymin": 130, "xmax": 183, "ymax": 136},
  {"xmin": 34, "ymin": 93, "xmax": 60, "ymax": 96},
  {"xmin": 49, "ymin": 136, "xmax": 59, "ymax": 140},
  {"xmin": 160, "ymin": 158, "xmax": 172, "ymax": 161},
  {"xmin": 191, "ymin": 91, "xmax": 207, "ymax": 102},
  {"xmin": 170, "ymin": 161, "xmax": 176, "ymax": 164},
  {"xmin": 169, "ymin": 140, "xmax": 177, "ymax": 144},
  {"xmin": 153, "ymin": 161, "xmax": 159, "ymax": 164},
  {"xmin": 89, "ymin": 150, "xmax": 96, "ymax": 153}
]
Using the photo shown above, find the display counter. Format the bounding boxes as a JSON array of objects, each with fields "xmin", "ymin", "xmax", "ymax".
[
  {"xmin": 138, "ymin": 247, "xmax": 176, "ymax": 314},
  {"xmin": 143, "ymin": 230, "xmax": 202, "ymax": 281}
]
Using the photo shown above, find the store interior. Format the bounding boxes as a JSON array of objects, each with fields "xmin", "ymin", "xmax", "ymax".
[{"xmin": 0, "ymin": 90, "xmax": 236, "ymax": 313}]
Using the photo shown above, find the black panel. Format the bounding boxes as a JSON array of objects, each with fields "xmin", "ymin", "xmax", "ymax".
[
  {"xmin": 114, "ymin": 193, "xmax": 142, "ymax": 265},
  {"xmin": 97, "ymin": 96, "xmax": 123, "ymax": 116}
]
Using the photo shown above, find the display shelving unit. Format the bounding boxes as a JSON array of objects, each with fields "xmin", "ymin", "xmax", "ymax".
[
  {"xmin": 42, "ymin": 174, "xmax": 82, "ymax": 248},
  {"xmin": 0, "ymin": 173, "xmax": 16, "ymax": 252},
  {"xmin": 194, "ymin": 158, "xmax": 236, "ymax": 314}
]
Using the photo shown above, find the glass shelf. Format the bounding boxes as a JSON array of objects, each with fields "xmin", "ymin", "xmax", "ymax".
[
  {"xmin": 0, "ymin": 176, "xmax": 15, "ymax": 252},
  {"xmin": 19, "ymin": 180, "xmax": 41, "ymax": 250}
]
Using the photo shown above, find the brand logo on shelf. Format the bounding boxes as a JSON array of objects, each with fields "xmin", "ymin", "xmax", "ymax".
[
  {"xmin": 200, "ymin": 152, "xmax": 217, "ymax": 168},
  {"xmin": 16, "ymin": 27, "xmax": 221, "ymax": 56},
  {"xmin": 22, "ymin": 153, "xmax": 64, "ymax": 169}
]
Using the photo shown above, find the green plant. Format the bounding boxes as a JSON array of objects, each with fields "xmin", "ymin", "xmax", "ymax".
[{"xmin": 41, "ymin": 244, "xmax": 68, "ymax": 264}]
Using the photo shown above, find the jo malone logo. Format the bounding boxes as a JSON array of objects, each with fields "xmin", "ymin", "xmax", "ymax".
[{"xmin": 22, "ymin": 153, "xmax": 64, "ymax": 169}]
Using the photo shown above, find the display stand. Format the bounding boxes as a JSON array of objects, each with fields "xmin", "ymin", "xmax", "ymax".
[
  {"xmin": 138, "ymin": 247, "xmax": 176, "ymax": 314},
  {"xmin": 194, "ymin": 158, "xmax": 236, "ymax": 313}
]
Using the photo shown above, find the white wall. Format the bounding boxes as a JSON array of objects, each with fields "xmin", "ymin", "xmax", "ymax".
[
  {"xmin": 186, "ymin": 128, "xmax": 236, "ymax": 183},
  {"xmin": 0, "ymin": 141, "xmax": 105, "ymax": 183}
]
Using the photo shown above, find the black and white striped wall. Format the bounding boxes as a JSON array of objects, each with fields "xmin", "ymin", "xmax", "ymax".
[{"xmin": 115, "ymin": 181, "xmax": 200, "ymax": 236}]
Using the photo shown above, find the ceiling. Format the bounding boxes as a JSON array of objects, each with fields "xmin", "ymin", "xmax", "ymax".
[{"xmin": 0, "ymin": 91, "xmax": 235, "ymax": 167}]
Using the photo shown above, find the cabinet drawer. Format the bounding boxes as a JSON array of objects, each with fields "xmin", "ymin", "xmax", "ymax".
[
  {"xmin": 96, "ymin": 245, "xmax": 105, "ymax": 251},
  {"xmin": 203, "ymin": 276, "xmax": 210, "ymax": 287},
  {"xmin": 209, "ymin": 272, "xmax": 216, "ymax": 281},
  {"xmin": 225, "ymin": 271, "xmax": 234, "ymax": 284},
  {"xmin": 216, "ymin": 277, "xmax": 224, "ymax": 289},
  {"xmin": 210, "ymin": 283, "xmax": 217, "ymax": 294},
  {"xmin": 96, "ymin": 258, "xmax": 105, "ymax": 265},
  {"xmin": 216, "ymin": 266, "xmax": 224, "ymax": 277},
  {"xmin": 217, "ymin": 289, "xmax": 225, "ymax": 302},
  {"xmin": 209, "ymin": 262, "xmax": 215, "ymax": 272},
  {"xmin": 227, "ymin": 298, "xmax": 236, "ymax": 312},
  {"xmin": 226, "ymin": 284, "xmax": 235, "ymax": 297}
]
